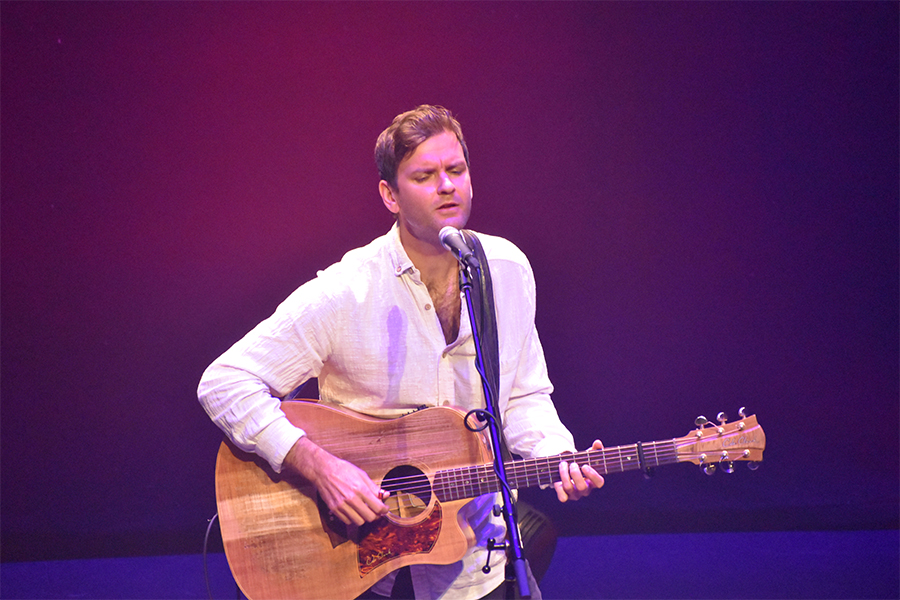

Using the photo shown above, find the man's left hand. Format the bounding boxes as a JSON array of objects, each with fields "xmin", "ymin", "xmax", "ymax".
[{"xmin": 554, "ymin": 440, "xmax": 605, "ymax": 502}]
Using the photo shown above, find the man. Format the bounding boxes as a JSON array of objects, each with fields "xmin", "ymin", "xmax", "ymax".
[{"xmin": 198, "ymin": 105, "xmax": 603, "ymax": 599}]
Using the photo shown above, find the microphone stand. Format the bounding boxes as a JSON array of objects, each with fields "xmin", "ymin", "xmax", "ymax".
[{"xmin": 458, "ymin": 260, "xmax": 531, "ymax": 599}]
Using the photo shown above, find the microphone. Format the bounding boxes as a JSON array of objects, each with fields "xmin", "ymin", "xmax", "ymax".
[{"xmin": 439, "ymin": 226, "xmax": 480, "ymax": 270}]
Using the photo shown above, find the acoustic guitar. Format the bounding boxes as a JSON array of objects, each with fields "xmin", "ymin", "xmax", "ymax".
[{"xmin": 215, "ymin": 401, "xmax": 765, "ymax": 600}]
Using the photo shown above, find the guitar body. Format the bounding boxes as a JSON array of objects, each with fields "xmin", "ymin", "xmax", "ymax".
[
  {"xmin": 215, "ymin": 401, "xmax": 494, "ymax": 600},
  {"xmin": 215, "ymin": 400, "xmax": 766, "ymax": 600}
]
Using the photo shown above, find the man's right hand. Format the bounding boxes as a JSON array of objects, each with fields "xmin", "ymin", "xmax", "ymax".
[{"xmin": 283, "ymin": 436, "xmax": 390, "ymax": 526}]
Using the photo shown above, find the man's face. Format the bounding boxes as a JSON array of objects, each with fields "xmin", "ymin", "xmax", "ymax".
[{"xmin": 380, "ymin": 130, "xmax": 472, "ymax": 247}]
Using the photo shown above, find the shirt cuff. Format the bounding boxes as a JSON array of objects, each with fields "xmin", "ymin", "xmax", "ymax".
[{"xmin": 255, "ymin": 416, "xmax": 306, "ymax": 474}]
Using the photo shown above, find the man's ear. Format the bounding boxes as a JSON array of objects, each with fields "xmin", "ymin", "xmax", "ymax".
[{"xmin": 379, "ymin": 180, "xmax": 400, "ymax": 215}]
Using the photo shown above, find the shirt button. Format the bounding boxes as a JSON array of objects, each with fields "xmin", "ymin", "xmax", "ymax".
[
  {"xmin": 424, "ymin": 303, "xmax": 432, "ymax": 311},
  {"xmin": 395, "ymin": 266, "xmax": 402, "ymax": 274}
]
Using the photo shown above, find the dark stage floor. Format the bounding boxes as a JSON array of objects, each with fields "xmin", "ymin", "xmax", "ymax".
[{"xmin": 2, "ymin": 530, "xmax": 897, "ymax": 599}]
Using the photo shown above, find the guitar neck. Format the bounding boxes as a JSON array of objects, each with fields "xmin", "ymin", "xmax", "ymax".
[{"xmin": 433, "ymin": 439, "xmax": 680, "ymax": 502}]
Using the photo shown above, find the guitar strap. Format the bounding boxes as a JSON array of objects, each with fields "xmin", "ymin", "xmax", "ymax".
[
  {"xmin": 460, "ymin": 230, "xmax": 510, "ymax": 461},
  {"xmin": 461, "ymin": 231, "xmax": 557, "ymax": 596}
]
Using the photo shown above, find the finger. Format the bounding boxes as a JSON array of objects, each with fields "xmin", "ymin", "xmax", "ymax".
[
  {"xmin": 583, "ymin": 464, "xmax": 605, "ymax": 489},
  {"xmin": 319, "ymin": 490, "xmax": 353, "ymax": 526},
  {"xmin": 591, "ymin": 439, "xmax": 604, "ymax": 450},
  {"xmin": 351, "ymin": 501, "xmax": 380, "ymax": 524},
  {"xmin": 569, "ymin": 461, "xmax": 588, "ymax": 492},
  {"xmin": 558, "ymin": 460, "xmax": 573, "ymax": 491},
  {"xmin": 566, "ymin": 464, "xmax": 591, "ymax": 500},
  {"xmin": 363, "ymin": 492, "xmax": 390, "ymax": 518},
  {"xmin": 553, "ymin": 481, "xmax": 568, "ymax": 503},
  {"xmin": 341, "ymin": 492, "xmax": 387, "ymax": 525},
  {"xmin": 330, "ymin": 504, "xmax": 359, "ymax": 526},
  {"xmin": 329, "ymin": 492, "xmax": 374, "ymax": 526},
  {"xmin": 554, "ymin": 461, "xmax": 576, "ymax": 502},
  {"xmin": 556, "ymin": 460, "xmax": 573, "ymax": 501},
  {"xmin": 347, "ymin": 485, "xmax": 393, "ymax": 521}
]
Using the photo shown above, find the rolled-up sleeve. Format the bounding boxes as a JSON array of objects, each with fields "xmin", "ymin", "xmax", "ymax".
[{"xmin": 197, "ymin": 281, "xmax": 334, "ymax": 472}]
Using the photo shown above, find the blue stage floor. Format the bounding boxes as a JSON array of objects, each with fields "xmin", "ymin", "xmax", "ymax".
[{"xmin": 2, "ymin": 530, "xmax": 897, "ymax": 599}]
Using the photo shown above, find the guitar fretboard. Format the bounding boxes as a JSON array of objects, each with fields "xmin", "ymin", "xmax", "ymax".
[{"xmin": 433, "ymin": 439, "xmax": 680, "ymax": 503}]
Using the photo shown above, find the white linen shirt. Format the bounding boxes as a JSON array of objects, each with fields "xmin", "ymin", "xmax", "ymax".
[{"xmin": 198, "ymin": 223, "xmax": 576, "ymax": 599}]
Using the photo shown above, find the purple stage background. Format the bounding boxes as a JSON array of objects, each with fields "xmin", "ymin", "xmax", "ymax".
[{"xmin": 2, "ymin": 2, "xmax": 897, "ymax": 562}]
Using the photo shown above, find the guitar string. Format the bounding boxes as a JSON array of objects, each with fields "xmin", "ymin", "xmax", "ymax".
[
  {"xmin": 381, "ymin": 443, "xmax": 684, "ymax": 493},
  {"xmin": 385, "ymin": 451, "xmax": 697, "ymax": 509},
  {"xmin": 375, "ymin": 441, "xmax": 691, "ymax": 503},
  {"xmin": 380, "ymin": 436, "xmax": 752, "ymax": 508},
  {"xmin": 383, "ymin": 450, "xmax": 681, "ymax": 512},
  {"xmin": 382, "ymin": 451, "xmax": 686, "ymax": 497},
  {"xmin": 373, "ymin": 426, "xmax": 756, "ymax": 501}
]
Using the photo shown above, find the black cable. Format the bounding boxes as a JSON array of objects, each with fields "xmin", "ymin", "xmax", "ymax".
[
  {"xmin": 203, "ymin": 513, "xmax": 218, "ymax": 600},
  {"xmin": 463, "ymin": 408, "xmax": 515, "ymax": 498},
  {"xmin": 204, "ymin": 513, "xmax": 245, "ymax": 600}
]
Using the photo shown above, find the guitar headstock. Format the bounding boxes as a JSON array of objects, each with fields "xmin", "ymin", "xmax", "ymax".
[{"xmin": 675, "ymin": 408, "xmax": 766, "ymax": 474}]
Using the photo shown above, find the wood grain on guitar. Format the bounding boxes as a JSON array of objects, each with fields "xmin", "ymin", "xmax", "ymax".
[{"xmin": 215, "ymin": 400, "xmax": 765, "ymax": 600}]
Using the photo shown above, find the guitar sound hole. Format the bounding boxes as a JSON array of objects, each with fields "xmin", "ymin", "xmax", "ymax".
[{"xmin": 381, "ymin": 465, "xmax": 432, "ymax": 518}]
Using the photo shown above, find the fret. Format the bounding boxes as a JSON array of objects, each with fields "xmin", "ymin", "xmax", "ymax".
[
  {"xmin": 630, "ymin": 444, "xmax": 640, "ymax": 470},
  {"xmin": 470, "ymin": 465, "xmax": 483, "ymax": 496},
  {"xmin": 451, "ymin": 466, "xmax": 464, "ymax": 501},
  {"xmin": 459, "ymin": 466, "xmax": 472, "ymax": 499},
  {"xmin": 462, "ymin": 466, "xmax": 472, "ymax": 499},
  {"xmin": 608, "ymin": 447, "xmax": 619, "ymax": 473},
  {"xmin": 472, "ymin": 465, "xmax": 484, "ymax": 496},
  {"xmin": 442, "ymin": 467, "xmax": 454, "ymax": 501},
  {"xmin": 525, "ymin": 461, "xmax": 540, "ymax": 490},
  {"xmin": 541, "ymin": 456, "xmax": 554, "ymax": 486},
  {"xmin": 459, "ymin": 466, "xmax": 470, "ymax": 500},
  {"xmin": 463, "ymin": 466, "xmax": 475, "ymax": 497},
  {"xmin": 646, "ymin": 440, "xmax": 661, "ymax": 467},
  {"xmin": 586, "ymin": 450, "xmax": 599, "ymax": 475},
  {"xmin": 520, "ymin": 463, "xmax": 533, "ymax": 488},
  {"xmin": 446, "ymin": 467, "xmax": 458, "ymax": 501},
  {"xmin": 433, "ymin": 470, "xmax": 446, "ymax": 502},
  {"xmin": 543, "ymin": 456, "xmax": 556, "ymax": 487},
  {"xmin": 508, "ymin": 462, "xmax": 524, "ymax": 489},
  {"xmin": 624, "ymin": 444, "xmax": 637, "ymax": 472},
  {"xmin": 475, "ymin": 465, "xmax": 494, "ymax": 496},
  {"xmin": 646, "ymin": 442, "xmax": 655, "ymax": 467}
]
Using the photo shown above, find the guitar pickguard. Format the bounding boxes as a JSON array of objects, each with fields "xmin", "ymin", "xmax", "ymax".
[{"xmin": 357, "ymin": 502, "xmax": 443, "ymax": 576}]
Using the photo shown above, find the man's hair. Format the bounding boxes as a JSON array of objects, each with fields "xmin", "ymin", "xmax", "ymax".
[{"xmin": 375, "ymin": 105, "xmax": 469, "ymax": 189}]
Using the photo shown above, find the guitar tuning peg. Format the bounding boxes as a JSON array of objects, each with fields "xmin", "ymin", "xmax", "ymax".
[
  {"xmin": 738, "ymin": 406, "xmax": 747, "ymax": 418},
  {"xmin": 716, "ymin": 412, "xmax": 728, "ymax": 424},
  {"xmin": 701, "ymin": 463, "xmax": 717, "ymax": 476},
  {"xmin": 695, "ymin": 415, "xmax": 708, "ymax": 427},
  {"xmin": 747, "ymin": 461, "xmax": 760, "ymax": 471},
  {"xmin": 721, "ymin": 461, "xmax": 735, "ymax": 474}
]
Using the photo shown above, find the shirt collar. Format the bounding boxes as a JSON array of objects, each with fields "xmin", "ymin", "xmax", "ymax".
[{"xmin": 386, "ymin": 222, "xmax": 415, "ymax": 277}]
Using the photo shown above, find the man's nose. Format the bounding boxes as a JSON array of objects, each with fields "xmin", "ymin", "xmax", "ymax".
[{"xmin": 437, "ymin": 171, "xmax": 455, "ymax": 193}]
